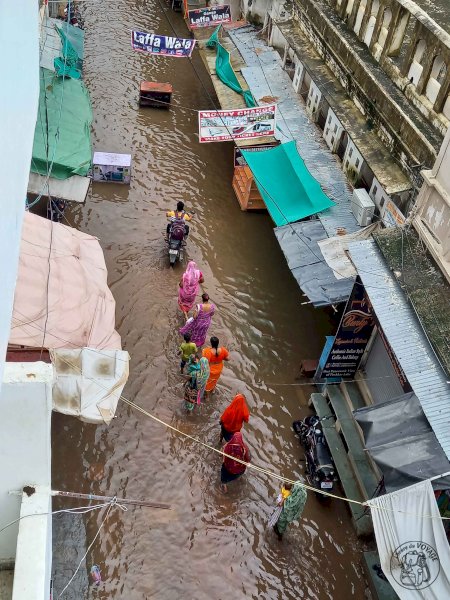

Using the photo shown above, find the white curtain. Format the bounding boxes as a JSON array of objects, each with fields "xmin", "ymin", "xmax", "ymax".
[{"xmin": 367, "ymin": 480, "xmax": 450, "ymax": 598}]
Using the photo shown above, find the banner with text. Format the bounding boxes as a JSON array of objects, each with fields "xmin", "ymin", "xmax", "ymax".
[
  {"xmin": 188, "ymin": 5, "xmax": 231, "ymax": 29},
  {"xmin": 131, "ymin": 31, "xmax": 195, "ymax": 58},
  {"xmin": 199, "ymin": 105, "xmax": 276, "ymax": 143},
  {"xmin": 321, "ymin": 276, "xmax": 375, "ymax": 378}
]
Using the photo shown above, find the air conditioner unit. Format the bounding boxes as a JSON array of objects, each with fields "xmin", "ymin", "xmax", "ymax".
[{"xmin": 351, "ymin": 188, "xmax": 375, "ymax": 226}]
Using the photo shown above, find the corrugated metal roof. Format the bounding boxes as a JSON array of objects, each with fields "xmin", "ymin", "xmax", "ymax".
[
  {"xmin": 229, "ymin": 26, "xmax": 359, "ymax": 237},
  {"xmin": 274, "ymin": 220, "xmax": 355, "ymax": 306},
  {"xmin": 349, "ymin": 239, "xmax": 450, "ymax": 461}
]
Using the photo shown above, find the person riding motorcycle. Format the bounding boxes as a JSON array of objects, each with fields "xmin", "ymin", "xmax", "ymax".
[{"xmin": 166, "ymin": 201, "xmax": 192, "ymax": 242}]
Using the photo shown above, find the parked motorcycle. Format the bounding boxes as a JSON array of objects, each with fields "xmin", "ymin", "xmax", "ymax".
[{"xmin": 293, "ymin": 415, "xmax": 337, "ymax": 498}]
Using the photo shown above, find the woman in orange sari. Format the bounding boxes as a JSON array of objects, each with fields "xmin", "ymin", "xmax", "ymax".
[
  {"xmin": 202, "ymin": 336, "xmax": 230, "ymax": 394},
  {"xmin": 219, "ymin": 393, "xmax": 250, "ymax": 443}
]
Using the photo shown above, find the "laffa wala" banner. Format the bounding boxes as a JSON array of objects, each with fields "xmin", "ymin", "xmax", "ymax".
[
  {"xmin": 188, "ymin": 5, "xmax": 231, "ymax": 29},
  {"xmin": 131, "ymin": 30, "xmax": 196, "ymax": 58}
]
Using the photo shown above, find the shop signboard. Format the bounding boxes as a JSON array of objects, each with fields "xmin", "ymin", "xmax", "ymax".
[
  {"xmin": 198, "ymin": 104, "xmax": 276, "ymax": 143},
  {"xmin": 188, "ymin": 5, "xmax": 231, "ymax": 29},
  {"xmin": 131, "ymin": 31, "xmax": 196, "ymax": 57},
  {"xmin": 233, "ymin": 143, "xmax": 277, "ymax": 167},
  {"xmin": 321, "ymin": 277, "xmax": 375, "ymax": 378},
  {"xmin": 383, "ymin": 200, "xmax": 405, "ymax": 227}
]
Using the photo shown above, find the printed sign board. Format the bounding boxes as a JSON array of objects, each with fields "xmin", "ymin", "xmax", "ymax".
[
  {"xmin": 188, "ymin": 5, "xmax": 231, "ymax": 29},
  {"xmin": 131, "ymin": 30, "xmax": 195, "ymax": 58},
  {"xmin": 384, "ymin": 200, "xmax": 405, "ymax": 227},
  {"xmin": 199, "ymin": 104, "xmax": 276, "ymax": 143},
  {"xmin": 234, "ymin": 143, "xmax": 277, "ymax": 167},
  {"xmin": 321, "ymin": 277, "xmax": 375, "ymax": 378},
  {"xmin": 92, "ymin": 152, "xmax": 132, "ymax": 185}
]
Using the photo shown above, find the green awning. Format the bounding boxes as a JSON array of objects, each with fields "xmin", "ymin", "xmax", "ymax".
[
  {"xmin": 31, "ymin": 68, "xmax": 92, "ymax": 179},
  {"xmin": 206, "ymin": 26, "xmax": 256, "ymax": 108},
  {"xmin": 241, "ymin": 141, "xmax": 335, "ymax": 226}
]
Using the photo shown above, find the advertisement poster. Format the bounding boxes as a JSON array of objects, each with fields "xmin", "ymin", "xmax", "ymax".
[
  {"xmin": 321, "ymin": 277, "xmax": 375, "ymax": 378},
  {"xmin": 131, "ymin": 30, "xmax": 195, "ymax": 58},
  {"xmin": 198, "ymin": 104, "xmax": 276, "ymax": 143},
  {"xmin": 188, "ymin": 5, "xmax": 231, "ymax": 29}
]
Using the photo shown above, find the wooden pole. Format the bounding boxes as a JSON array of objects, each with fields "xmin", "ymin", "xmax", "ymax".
[{"xmin": 51, "ymin": 489, "xmax": 171, "ymax": 510}]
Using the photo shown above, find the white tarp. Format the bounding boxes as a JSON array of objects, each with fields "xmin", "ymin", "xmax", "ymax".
[
  {"xmin": 318, "ymin": 223, "xmax": 379, "ymax": 279},
  {"xmin": 367, "ymin": 479, "xmax": 450, "ymax": 599},
  {"xmin": 50, "ymin": 348, "xmax": 129, "ymax": 424}
]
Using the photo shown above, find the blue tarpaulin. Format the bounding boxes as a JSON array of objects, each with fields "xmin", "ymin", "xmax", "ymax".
[{"xmin": 242, "ymin": 141, "xmax": 335, "ymax": 226}]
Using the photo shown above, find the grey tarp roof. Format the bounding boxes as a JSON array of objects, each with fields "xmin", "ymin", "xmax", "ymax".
[
  {"xmin": 274, "ymin": 220, "xmax": 355, "ymax": 306},
  {"xmin": 354, "ymin": 393, "xmax": 450, "ymax": 492},
  {"xmin": 349, "ymin": 239, "xmax": 450, "ymax": 461}
]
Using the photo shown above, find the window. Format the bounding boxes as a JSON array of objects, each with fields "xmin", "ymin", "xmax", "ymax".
[
  {"xmin": 372, "ymin": 185, "xmax": 378, "ymax": 198},
  {"xmin": 354, "ymin": 0, "xmax": 367, "ymax": 36},
  {"xmin": 363, "ymin": 0, "xmax": 379, "ymax": 47},
  {"xmin": 407, "ymin": 40, "xmax": 426, "ymax": 85},
  {"xmin": 355, "ymin": 158, "xmax": 360, "ymax": 168},
  {"xmin": 425, "ymin": 55, "xmax": 447, "ymax": 105},
  {"xmin": 380, "ymin": 197, "xmax": 385, "ymax": 208},
  {"xmin": 334, "ymin": 124, "xmax": 338, "ymax": 133},
  {"xmin": 331, "ymin": 136, "xmax": 335, "ymax": 145},
  {"xmin": 349, "ymin": 147, "xmax": 354, "ymax": 158}
]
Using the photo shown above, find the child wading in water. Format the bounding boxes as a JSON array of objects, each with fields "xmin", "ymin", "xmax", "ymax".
[
  {"xmin": 268, "ymin": 482, "xmax": 293, "ymax": 532},
  {"xmin": 178, "ymin": 333, "xmax": 197, "ymax": 374}
]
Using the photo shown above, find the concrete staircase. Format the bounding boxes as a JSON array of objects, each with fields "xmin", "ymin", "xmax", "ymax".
[{"xmin": 310, "ymin": 382, "xmax": 382, "ymax": 538}]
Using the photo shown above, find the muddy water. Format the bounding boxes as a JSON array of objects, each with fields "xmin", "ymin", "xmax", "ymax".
[{"xmin": 52, "ymin": 1, "xmax": 367, "ymax": 598}]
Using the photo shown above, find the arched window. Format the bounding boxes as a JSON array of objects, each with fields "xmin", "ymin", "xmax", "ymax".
[
  {"xmin": 346, "ymin": 0, "xmax": 355, "ymax": 17},
  {"xmin": 354, "ymin": 0, "xmax": 367, "ymax": 36},
  {"xmin": 363, "ymin": 0, "xmax": 379, "ymax": 47},
  {"xmin": 377, "ymin": 8, "xmax": 392, "ymax": 49},
  {"xmin": 426, "ymin": 55, "xmax": 447, "ymax": 105},
  {"xmin": 443, "ymin": 95, "xmax": 450, "ymax": 120},
  {"xmin": 407, "ymin": 40, "xmax": 426, "ymax": 85}
]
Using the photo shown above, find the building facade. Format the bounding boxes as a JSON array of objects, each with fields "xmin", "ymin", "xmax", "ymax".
[{"xmin": 242, "ymin": 0, "xmax": 450, "ymax": 218}]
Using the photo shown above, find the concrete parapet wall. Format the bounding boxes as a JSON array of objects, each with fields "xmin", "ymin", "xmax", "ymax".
[{"xmin": 269, "ymin": 0, "xmax": 444, "ymax": 181}]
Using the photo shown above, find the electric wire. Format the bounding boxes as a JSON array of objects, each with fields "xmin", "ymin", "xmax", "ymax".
[
  {"xmin": 52, "ymin": 353, "xmax": 450, "ymax": 521},
  {"xmin": 147, "ymin": 8, "xmax": 398, "ymax": 286},
  {"xmin": 11, "ymin": 309, "xmax": 443, "ymax": 387},
  {"xmin": 58, "ymin": 500, "xmax": 126, "ymax": 597}
]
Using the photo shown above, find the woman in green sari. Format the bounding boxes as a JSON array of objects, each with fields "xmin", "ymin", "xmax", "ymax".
[{"xmin": 273, "ymin": 481, "xmax": 307, "ymax": 541}]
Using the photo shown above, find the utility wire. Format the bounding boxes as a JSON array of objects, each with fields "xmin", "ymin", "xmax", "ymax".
[
  {"xmin": 148, "ymin": 9, "xmax": 396, "ymax": 285},
  {"xmin": 53, "ymin": 353, "xmax": 450, "ymax": 520},
  {"xmin": 11, "ymin": 309, "xmax": 441, "ymax": 387}
]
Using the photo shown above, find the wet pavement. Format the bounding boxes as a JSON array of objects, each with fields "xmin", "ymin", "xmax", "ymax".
[{"xmin": 51, "ymin": 1, "xmax": 368, "ymax": 598}]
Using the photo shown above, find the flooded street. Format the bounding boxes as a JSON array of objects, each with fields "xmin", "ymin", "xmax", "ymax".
[{"xmin": 52, "ymin": 1, "xmax": 368, "ymax": 597}]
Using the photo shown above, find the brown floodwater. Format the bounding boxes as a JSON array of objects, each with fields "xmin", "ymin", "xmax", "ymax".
[{"xmin": 52, "ymin": 1, "xmax": 368, "ymax": 597}]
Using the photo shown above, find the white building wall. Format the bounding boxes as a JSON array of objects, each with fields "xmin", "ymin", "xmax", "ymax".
[
  {"xmin": 0, "ymin": 363, "xmax": 53, "ymax": 562},
  {"xmin": 413, "ymin": 127, "xmax": 450, "ymax": 283},
  {"xmin": 0, "ymin": 1, "xmax": 40, "ymax": 388},
  {"xmin": 323, "ymin": 108, "xmax": 344, "ymax": 152}
]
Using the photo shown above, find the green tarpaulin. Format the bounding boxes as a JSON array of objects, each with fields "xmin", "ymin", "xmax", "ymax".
[
  {"xmin": 242, "ymin": 141, "xmax": 335, "ymax": 226},
  {"xmin": 31, "ymin": 68, "xmax": 92, "ymax": 179},
  {"xmin": 54, "ymin": 21, "xmax": 84, "ymax": 79},
  {"xmin": 206, "ymin": 26, "xmax": 256, "ymax": 108}
]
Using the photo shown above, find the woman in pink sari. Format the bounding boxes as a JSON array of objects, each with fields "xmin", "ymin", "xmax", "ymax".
[
  {"xmin": 178, "ymin": 261, "xmax": 204, "ymax": 319},
  {"xmin": 179, "ymin": 293, "xmax": 216, "ymax": 348}
]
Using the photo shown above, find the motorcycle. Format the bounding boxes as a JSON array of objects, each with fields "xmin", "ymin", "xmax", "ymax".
[
  {"xmin": 165, "ymin": 211, "xmax": 193, "ymax": 267},
  {"xmin": 293, "ymin": 415, "xmax": 337, "ymax": 498},
  {"xmin": 166, "ymin": 234, "xmax": 186, "ymax": 267}
]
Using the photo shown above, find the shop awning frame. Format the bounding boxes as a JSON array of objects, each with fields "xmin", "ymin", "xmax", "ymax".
[{"xmin": 349, "ymin": 239, "xmax": 450, "ymax": 460}]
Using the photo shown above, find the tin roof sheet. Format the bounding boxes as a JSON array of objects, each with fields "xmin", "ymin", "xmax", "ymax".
[
  {"xmin": 229, "ymin": 26, "xmax": 359, "ymax": 237},
  {"xmin": 348, "ymin": 239, "xmax": 450, "ymax": 460},
  {"xmin": 274, "ymin": 220, "xmax": 355, "ymax": 306}
]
